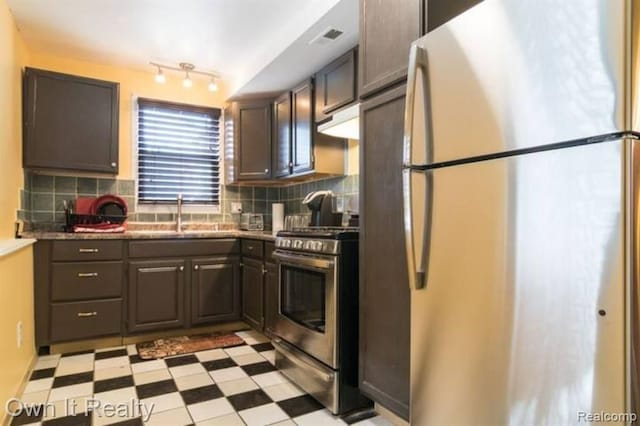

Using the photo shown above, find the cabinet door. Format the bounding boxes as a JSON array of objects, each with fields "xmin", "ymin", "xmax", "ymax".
[
  {"xmin": 427, "ymin": 0, "xmax": 482, "ymax": 32},
  {"xmin": 292, "ymin": 79, "xmax": 314, "ymax": 175},
  {"xmin": 242, "ymin": 257, "xmax": 264, "ymax": 331},
  {"xmin": 236, "ymin": 100, "xmax": 272, "ymax": 180},
  {"xmin": 191, "ymin": 257, "xmax": 241, "ymax": 325},
  {"xmin": 273, "ymin": 92, "xmax": 292, "ymax": 178},
  {"xmin": 315, "ymin": 49, "xmax": 357, "ymax": 120},
  {"xmin": 360, "ymin": 85, "xmax": 410, "ymax": 419},
  {"xmin": 263, "ymin": 262, "xmax": 278, "ymax": 336},
  {"xmin": 359, "ymin": 0, "xmax": 425, "ymax": 98},
  {"xmin": 23, "ymin": 67, "xmax": 119, "ymax": 173},
  {"xmin": 128, "ymin": 260, "xmax": 185, "ymax": 333}
]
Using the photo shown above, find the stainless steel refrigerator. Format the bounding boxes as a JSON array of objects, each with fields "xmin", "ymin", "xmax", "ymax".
[{"xmin": 403, "ymin": 0, "xmax": 640, "ymax": 424}]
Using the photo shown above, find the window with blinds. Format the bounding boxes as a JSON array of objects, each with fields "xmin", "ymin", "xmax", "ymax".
[{"xmin": 136, "ymin": 98, "xmax": 221, "ymax": 204}]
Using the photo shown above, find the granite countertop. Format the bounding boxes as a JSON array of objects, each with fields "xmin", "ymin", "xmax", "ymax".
[{"xmin": 20, "ymin": 229, "xmax": 277, "ymax": 242}]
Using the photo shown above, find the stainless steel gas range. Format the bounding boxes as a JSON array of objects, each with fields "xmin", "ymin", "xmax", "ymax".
[{"xmin": 272, "ymin": 227, "xmax": 371, "ymax": 415}]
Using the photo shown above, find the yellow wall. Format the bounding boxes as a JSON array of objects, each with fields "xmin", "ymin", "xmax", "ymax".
[
  {"xmin": 27, "ymin": 52, "xmax": 230, "ymax": 179},
  {"xmin": 0, "ymin": 3, "xmax": 35, "ymax": 424}
]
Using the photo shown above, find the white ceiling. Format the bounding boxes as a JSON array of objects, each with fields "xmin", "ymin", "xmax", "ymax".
[{"xmin": 6, "ymin": 0, "xmax": 354, "ymax": 96}]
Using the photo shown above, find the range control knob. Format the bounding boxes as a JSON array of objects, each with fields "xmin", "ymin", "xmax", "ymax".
[
  {"xmin": 314, "ymin": 241, "xmax": 324, "ymax": 252},
  {"xmin": 294, "ymin": 240, "xmax": 304, "ymax": 249},
  {"xmin": 284, "ymin": 239, "xmax": 291, "ymax": 248}
]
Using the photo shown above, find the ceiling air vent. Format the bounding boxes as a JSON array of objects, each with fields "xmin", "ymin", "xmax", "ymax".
[{"xmin": 309, "ymin": 27, "xmax": 344, "ymax": 46}]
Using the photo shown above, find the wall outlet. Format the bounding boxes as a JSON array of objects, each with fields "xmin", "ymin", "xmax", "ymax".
[
  {"xmin": 16, "ymin": 321, "xmax": 23, "ymax": 349},
  {"xmin": 231, "ymin": 202, "xmax": 242, "ymax": 214}
]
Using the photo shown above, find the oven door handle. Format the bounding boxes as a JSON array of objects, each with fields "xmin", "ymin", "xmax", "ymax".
[{"xmin": 272, "ymin": 251, "xmax": 335, "ymax": 270}]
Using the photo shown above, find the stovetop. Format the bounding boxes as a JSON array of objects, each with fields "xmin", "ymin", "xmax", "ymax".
[{"xmin": 276, "ymin": 226, "xmax": 359, "ymax": 240}]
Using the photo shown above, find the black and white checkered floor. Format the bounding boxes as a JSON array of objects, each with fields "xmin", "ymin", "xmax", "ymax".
[{"xmin": 11, "ymin": 330, "xmax": 391, "ymax": 426}]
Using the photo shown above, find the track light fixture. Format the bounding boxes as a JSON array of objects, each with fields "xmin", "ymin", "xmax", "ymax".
[{"xmin": 150, "ymin": 61, "xmax": 220, "ymax": 92}]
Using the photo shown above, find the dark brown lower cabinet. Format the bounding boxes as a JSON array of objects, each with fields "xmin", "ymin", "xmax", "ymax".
[
  {"xmin": 128, "ymin": 259, "xmax": 186, "ymax": 333},
  {"xmin": 263, "ymin": 262, "xmax": 278, "ymax": 335},
  {"xmin": 191, "ymin": 257, "xmax": 241, "ymax": 325},
  {"xmin": 359, "ymin": 84, "xmax": 411, "ymax": 420},
  {"xmin": 242, "ymin": 257, "xmax": 265, "ymax": 330}
]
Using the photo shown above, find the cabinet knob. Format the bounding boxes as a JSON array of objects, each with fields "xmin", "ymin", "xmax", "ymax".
[
  {"xmin": 111, "ymin": 162, "xmax": 117, "ymax": 168},
  {"xmin": 265, "ymin": 168, "xmax": 269, "ymax": 173},
  {"xmin": 194, "ymin": 265, "xmax": 199, "ymax": 270},
  {"xmin": 289, "ymin": 162, "xmax": 293, "ymax": 168},
  {"xmin": 179, "ymin": 266, "xmax": 184, "ymax": 272}
]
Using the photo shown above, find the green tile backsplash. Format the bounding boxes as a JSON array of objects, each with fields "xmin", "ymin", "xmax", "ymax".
[{"xmin": 20, "ymin": 171, "xmax": 359, "ymax": 231}]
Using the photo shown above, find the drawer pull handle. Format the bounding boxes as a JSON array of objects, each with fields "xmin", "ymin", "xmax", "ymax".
[
  {"xmin": 78, "ymin": 272, "xmax": 98, "ymax": 278},
  {"xmin": 77, "ymin": 311, "xmax": 97, "ymax": 317},
  {"xmin": 78, "ymin": 248, "xmax": 99, "ymax": 253}
]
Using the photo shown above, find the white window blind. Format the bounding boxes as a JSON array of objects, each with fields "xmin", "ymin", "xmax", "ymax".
[{"xmin": 137, "ymin": 98, "xmax": 221, "ymax": 204}]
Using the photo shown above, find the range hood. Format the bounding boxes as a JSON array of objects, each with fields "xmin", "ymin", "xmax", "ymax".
[{"xmin": 317, "ymin": 103, "xmax": 360, "ymax": 140}]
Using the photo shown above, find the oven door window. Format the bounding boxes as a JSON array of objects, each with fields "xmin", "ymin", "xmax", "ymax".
[{"xmin": 280, "ymin": 265, "xmax": 326, "ymax": 333}]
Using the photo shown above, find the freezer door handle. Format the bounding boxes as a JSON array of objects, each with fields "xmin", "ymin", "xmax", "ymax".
[{"xmin": 403, "ymin": 43, "xmax": 430, "ymax": 168}]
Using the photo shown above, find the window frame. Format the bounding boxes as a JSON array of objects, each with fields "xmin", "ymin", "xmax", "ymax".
[{"xmin": 132, "ymin": 96, "xmax": 223, "ymax": 214}]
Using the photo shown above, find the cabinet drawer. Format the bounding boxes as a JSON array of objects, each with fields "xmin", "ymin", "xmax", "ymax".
[
  {"xmin": 51, "ymin": 261, "xmax": 123, "ymax": 302},
  {"xmin": 128, "ymin": 239, "xmax": 239, "ymax": 259},
  {"xmin": 52, "ymin": 240, "xmax": 123, "ymax": 261},
  {"xmin": 241, "ymin": 239, "xmax": 264, "ymax": 259},
  {"xmin": 50, "ymin": 299, "xmax": 121, "ymax": 342},
  {"xmin": 265, "ymin": 242, "xmax": 276, "ymax": 262}
]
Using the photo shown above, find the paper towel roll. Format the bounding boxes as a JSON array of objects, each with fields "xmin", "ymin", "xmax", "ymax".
[{"xmin": 272, "ymin": 203, "xmax": 284, "ymax": 235}]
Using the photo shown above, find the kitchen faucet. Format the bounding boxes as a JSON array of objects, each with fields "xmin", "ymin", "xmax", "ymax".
[{"xmin": 176, "ymin": 193, "xmax": 183, "ymax": 232}]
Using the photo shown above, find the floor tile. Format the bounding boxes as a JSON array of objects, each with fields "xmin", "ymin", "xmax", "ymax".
[
  {"xmin": 23, "ymin": 378, "xmax": 54, "ymax": 394},
  {"xmin": 261, "ymin": 350, "xmax": 276, "ymax": 365},
  {"xmin": 42, "ymin": 411, "xmax": 92, "ymax": 425},
  {"xmin": 133, "ymin": 369, "xmax": 172, "ymax": 386},
  {"xmin": 58, "ymin": 353, "xmax": 94, "ymax": 363},
  {"xmin": 208, "ymin": 367, "xmax": 248, "ymax": 383},
  {"xmin": 60, "ymin": 350, "xmax": 93, "ymax": 358},
  {"xmin": 230, "ymin": 353, "xmax": 266, "ymax": 366},
  {"xmin": 173, "ymin": 372, "xmax": 214, "ymax": 391},
  {"xmin": 294, "ymin": 409, "xmax": 347, "ymax": 425},
  {"xmin": 201, "ymin": 358, "xmax": 236, "ymax": 372},
  {"xmin": 52, "ymin": 372, "xmax": 93, "ymax": 388},
  {"xmin": 131, "ymin": 360, "xmax": 166, "ymax": 374},
  {"xmin": 42, "ymin": 395, "xmax": 90, "ymax": 421},
  {"xmin": 195, "ymin": 412, "xmax": 244, "ymax": 425},
  {"xmin": 216, "ymin": 377, "xmax": 259, "ymax": 396},
  {"xmin": 54, "ymin": 360, "xmax": 93, "ymax": 377},
  {"xmin": 136, "ymin": 379, "xmax": 178, "ymax": 399},
  {"xmin": 164, "ymin": 355, "xmax": 199, "ymax": 368},
  {"xmin": 180, "ymin": 384, "xmax": 223, "ymax": 405},
  {"xmin": 94, "ymin": 365, "xmax": 132, "ymax": 381},
  {"xmin": 94, "ymin": 375, "xmax": 135, "ymax": 393},
  {"xmin": 93, "ymin": 386, "xmax": 138, "ymax": 407},
  {"xmin": 243, "ymin": 334, "xmax": 270, "ymax": 345},
  {"xmin": 128, "ymin": 355, "xmax": 145, "ymax": 364},
  {"xmin": 251, "ymin": 371, "xmax": 287, "ymax": 388},
  {"xmin": 95, "ymin": 356, "xmax": 130, "ymax": 371},
  {"xmin": 238, "ymin": 402, "xmax": 289, "ymax": 426},
  {"xmin": 19, "ymin": 390, "xmax": 50, "ymax": 405},
  {"xmin": 195, "ymin": 349, "xmax": 228, "ymax": 363},
  {"xmin": 241, "ymin": 361, "xmax": 275, "ymax": 376},
  {"xmin": 95, "ymin": 345, "xmax": 126, "ymax": 353},
  {"xmin": 8, "ymin": 403, "xmax": 47, "ymax": 425},
  {"xmin": 169, "ymin": 363, "xmax": 206, "ymax": 378},
  {"xmin": 140, "ymin": 392, "xmax": 185, "ymax": 414},
  {"xmin": 30, "ymin": 368, "xmax": 56, "ymax": 381},
  {"xmin": 351, "ymin": 417, "xmax": 394, "ymax": 426},
  {"xmin": 270, "ymin": 420, "xmax": 296, "ymax": 426},
  {"xmin": 224, "ymin": 345, "xmax": 256, "ymax": 357},
  {"xmin": 251, "ymin": 342, "xmax": 274, "ymax": 352},
  {"xmin": 227, "ymin": 389, "xmax": 272, "ymax": 411},
  {"xmin": 187, "ymin": 398, "xmax": 234, "ymax": 423},
  {"xmin": 126, "ymin": 345, "xmax": 138, "ymax": 356},
  {"xmin": 277, "ymin": 395, "xmax": 323, "ymax": 418},
  {"xmin": 143, "ymin": 406, "xmax": 192, "ymax": 426},
  {"xmin": 95, "ymin": 348, "xmax": 128, "ymax": 360},
  {"xmin": 48, "ymin": 383, "xmax": 93, "ymax": 402},
  {"xmin": 34, "ymin": 357, "xmax": 60, "ymax": 371},
  {"xmin": 95, "ymin": 417, "xmax": 143, "ymax": 426},
  {"xmin": 261, "ymin": 382, "xmax": 304, "ymax": 402}
]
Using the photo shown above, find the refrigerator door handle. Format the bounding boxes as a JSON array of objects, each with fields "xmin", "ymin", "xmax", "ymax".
[
  {"xmin": 403, "ymin": 168, "xmax": 431, "ymax": 290},
  {"xmin": 403, "ymin": 43, "xmax": 430, "ymax": 168}
]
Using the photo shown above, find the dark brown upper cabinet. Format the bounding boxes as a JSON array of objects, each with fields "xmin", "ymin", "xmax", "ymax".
[
  {"xmin": 233, "ymin": 99, "xmax": 272, "ymax": 181},
  {"xmin": 427, "ymin": 0, "xmax": 482, "ymax": 32},
  {"xmin": 359, "ymin": 0, "xmax": 425, "ymax": 98},
  {"xmin": 315, "ymin": 49, "xmax": 358, "ymax": 124},
  {"xmin": 291, "ymin": 79, "xmax": 314, "ymax": 175},
  {"xmin": 273, "ymin": 92, "xmax": 292, "ymax": 178},
  {"xmin": 23, "ymin": 67, "xmax": 120, "ymax": 174}
]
